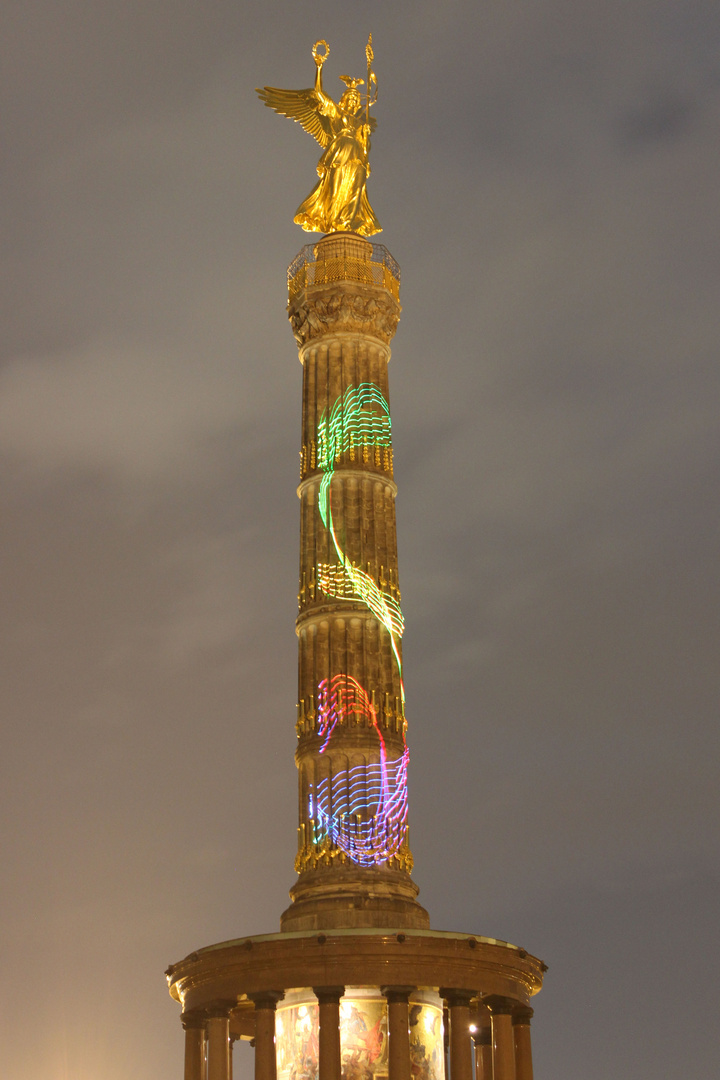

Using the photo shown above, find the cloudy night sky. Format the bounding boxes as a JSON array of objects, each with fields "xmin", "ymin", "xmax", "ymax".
[{"xmin": 1, "ymin": 2, "xmax": 718, "ymax": 1077}]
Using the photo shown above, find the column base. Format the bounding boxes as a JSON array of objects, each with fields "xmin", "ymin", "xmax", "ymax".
[{"xmin": 280, "ymin": 866, "xmax": 430, "ymax": 932}]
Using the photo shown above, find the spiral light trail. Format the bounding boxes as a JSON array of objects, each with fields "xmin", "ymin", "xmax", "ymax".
[{"xmin": 310, "ymin": 385, "xmax": 409, "ymax": 864}]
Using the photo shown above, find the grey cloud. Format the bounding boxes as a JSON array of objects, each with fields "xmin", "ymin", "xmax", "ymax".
[{"xmin": 617, "ymin": 88, "xmax": 698, "ymax": 146}]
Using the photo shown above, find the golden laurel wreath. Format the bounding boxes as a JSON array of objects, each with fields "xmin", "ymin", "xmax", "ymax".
[{"xmin": 312, "ymin": 40, "xmax": 330, "ymax": 65}]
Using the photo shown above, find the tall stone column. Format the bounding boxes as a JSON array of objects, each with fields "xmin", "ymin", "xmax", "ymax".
[
  {"xmin": 441, "ymin": 990, "xmax": 474, "ymax": 1080},
  {"xmin": 314, "ymin": 986, "xmax": 344, "ymax": 1080},
  {"xmin": 471, "ymin": 1016, "xmax": 492, "ymax": 1080},
  {"xmin": 512, "ymin": 1007, "xmax": 534, "ymax": 1080},
  {"xmin": 486, "ymin": 998, "xmax": 516, "ymax": 1080},
  {"xmin": 470, "ymin": 1006, "xmax": 492, "ymax": 1080},
  {"xmin": 254, "ymin": 993, "xmax": 283, "ymax": 1080},
  {"xmin": 182, "ymin": 1012, "xmax": 207, "ymax": 1080},
  {"xmin": 281, "ymin": 234, "xmax": 428, "ymax": 933},
  {"xmin": 206, "ymin": 1006, "xmax": 232, "ymax": 1080},
  {"xmin": 383, "ymin": 986, "xmax": 413, "ymax": 1080}
]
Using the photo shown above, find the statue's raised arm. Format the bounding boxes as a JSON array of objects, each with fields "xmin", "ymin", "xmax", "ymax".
[{"xmin": 256, "ymin": 38, "xmax": 381, "ymax": 237}]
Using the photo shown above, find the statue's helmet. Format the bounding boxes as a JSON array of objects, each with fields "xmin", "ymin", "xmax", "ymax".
[{"xmin": 338, "ymin": 75, "xmax": 364, "ymax": 114}]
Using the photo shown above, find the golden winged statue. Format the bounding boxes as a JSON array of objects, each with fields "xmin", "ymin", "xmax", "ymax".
[{"xmin": 256, "ymin": 38, "xmax": 381, "ymax": 237}]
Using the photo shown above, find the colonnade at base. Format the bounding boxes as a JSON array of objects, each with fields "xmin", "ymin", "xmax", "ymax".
[
  {"xmin": 179, "ymin": 988, "xmax": 534, "ymax": 1080},
  {"xmin": 167, "ymin": 930, "xmax": 543, "ymax": 1080}
]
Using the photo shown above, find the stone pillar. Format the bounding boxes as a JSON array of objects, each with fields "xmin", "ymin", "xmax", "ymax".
[
  {"xmin": 253, "ymin": 989, "xmax": 284, "ymax": 1080},
  {"xmin": 206, "ymin": 1005, "xmax": 233, "ymax": 1080},
  {"xmin": 512, "ymin": 1008, "xmax": 534, "ymax": 1080},
  {"xmin": 440, "ymin": 990, "xmax": 474, "ymax": 1080},
  {"xmin": 471, "ymin": 1025, "xmax": 492, "ymax": 1080},
  {"xmin": 181, "ymin": 1012, "xmax": 207, "ymax": 1080},
  {"xmin": 486, "ymin": 998, "xmax": 516, "ymax": 1080},
  {"xmin": 282, "ymin": 235, "xmax": 431, "ymax": 936},
  {"xmin": 254, "ymin": 993, "xmax": 284, "ymax": 1080},
  {"xmin": 314, "ymin": 986, "xmax": 344, "ymax": 1080},
  {"xmin": 382, "ymin": 986, "xmax": 414, "ymax": 1080}
]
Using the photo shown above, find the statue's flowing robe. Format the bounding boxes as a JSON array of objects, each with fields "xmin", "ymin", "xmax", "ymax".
[{"xmin": 294, "ymin": 111, "xmax": 381, "ymax": 236}]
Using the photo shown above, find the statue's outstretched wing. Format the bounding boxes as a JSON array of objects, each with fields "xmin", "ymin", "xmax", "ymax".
[{"xmin": 256, "ymin": 86, "xmax": 334, "ymax": 148}]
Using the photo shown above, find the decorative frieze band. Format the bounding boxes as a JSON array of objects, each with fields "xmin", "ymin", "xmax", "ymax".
[
  {"xmin": 298, "ymin": 563, "xmax": 402, "ymax": 612},
  {"xmin": 300, "ymin": 439, "xmax": 394, "ymax": 480},
  {"xmin": 295, "ymin": 829, "xmax": 414, "ymax": 875},
  {"xmin": 289, "ymin": 286, "xmax": 401, "ymax": 347},
  {"xmin": 295, "ymin": 690, "xmax": 407, "ymax": 740}
]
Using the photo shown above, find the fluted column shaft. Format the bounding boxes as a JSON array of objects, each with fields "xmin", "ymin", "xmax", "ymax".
[
  {"xmin": 282, "ymin": 235, "xmax": 430, "ymax": 933},
  {"xmin": 182, "ymin": 1013, "xmax": 207, "ymax": 1080},
  {"xmin": 441, "ymin": 990, "xmax": 474, "ymax": 1080},
  {"xmin": 487, "ymin": 999, "xmax": 516, "ymax": 1080},
  {"xmin": 314, "ymin": 987, "xmax": 344, "ymax": 1080},
  {"xmin": 294, "ymin": 306, "xmax": 405, "ymax": 866},
  {"xmin": 472, "ymin": 1025, "xmax": 492, "ymax": 1080},
  {"xmin": 206, "ymin": 1010, "xmax": 231, "ymax": 1080},
  {"xmin": 383, "ymin": 987, "xmax": 413, "ymax": 1080},
  {"xmin": 512, "ymin": 1008, "xmax": 534, "ymax": 1080},
  {"xmin": 254, "ymin": 994, "xmax": 283, "ymax": 1080}
]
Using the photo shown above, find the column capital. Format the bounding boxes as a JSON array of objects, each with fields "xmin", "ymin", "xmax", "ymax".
[
  {"xmin": 471, "ymin": 1026, "xmax": 492, "ymax": 1047},
  {"xmin": 439, "ymin": 988, "xmax": 475, "ymax": 1009},
  {"xmin": 381, "ymin": 985, "xmax": 416, "ymax": 1003},
  {"xmin": 206, "ymin": 1000, "xmax": 236, "ymax": 1019},
  {"xmin": 444, "ymin": 988, "xmax": 475, "ymax": 1080},
  {"xmin": 483, "ymin": 996, "xmax": 517, "ymax": 1016},
  {"xmin": 471, "ymin": 1003, "xmax": 492, "ymax": 1028},
  {"xmin": 313, "ymin": 985, "xmax": 345, "ymax": 1005},
  {"xmin": 181, "ymin": 1010, "xmax": 208, "ymax": 1030},
  {"xmin": 512, "ymin": 1007, "xmax": 534, "ymax": 1027},
  {"xmin": 253, "ymin": 991, "xmax": 284, "ymax": 1010},
  {"xmin": 255, "ymin": 996, "xmax": 280, "ymax": 1080}
]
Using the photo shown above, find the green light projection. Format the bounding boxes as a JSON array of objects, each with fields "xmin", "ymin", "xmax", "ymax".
[
  {"xmin": 315, "ymin": 382, "xmax": 405, "ymax": 700},
  {"xmin": 316, "ymin": 383, "xmax": 393, "ymax": 526},
  {"xmin": 307, "ymin": 382, "xmax": 410, "ymax": 866}
]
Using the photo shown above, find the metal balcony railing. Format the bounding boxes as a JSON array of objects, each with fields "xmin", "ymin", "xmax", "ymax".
[{"xmin": 288, "ymin": 238, "xmax": 400, "ymax": 304}]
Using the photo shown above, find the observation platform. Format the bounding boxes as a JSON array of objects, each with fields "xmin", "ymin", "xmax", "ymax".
[{"xmin": 288, "ymin": 233, "xmax": 400, "ymax": 305}]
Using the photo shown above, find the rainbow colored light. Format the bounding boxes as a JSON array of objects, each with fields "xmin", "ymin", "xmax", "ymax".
[
  {"xmin": 309, "ymin": 384, "xmax": 410, "ymax": 866},
  {"xmin": 316, "ymin": 561, "xmax": 404, "ymax": 637},
  {"xmin": 315, "ymin": 383, "xmax": 405, "ymax": 700},
  {"xmin": 310, "ymin": 675, "xmax": 409, "ymax": 866}
]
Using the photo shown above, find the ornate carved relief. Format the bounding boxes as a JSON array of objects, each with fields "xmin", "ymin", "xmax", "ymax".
[{"xmin": 289, "ymin": 286, "xmax": 401, "ymax": 346}]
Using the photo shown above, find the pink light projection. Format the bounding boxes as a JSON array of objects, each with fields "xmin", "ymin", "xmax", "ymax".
[
  {"xmin": 307, "ymin": 383, "xmax": 410, "ymax": 865},
  {"xmin": 310, "ymin": 675, "xmax": 409, "ymax": 865}
]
